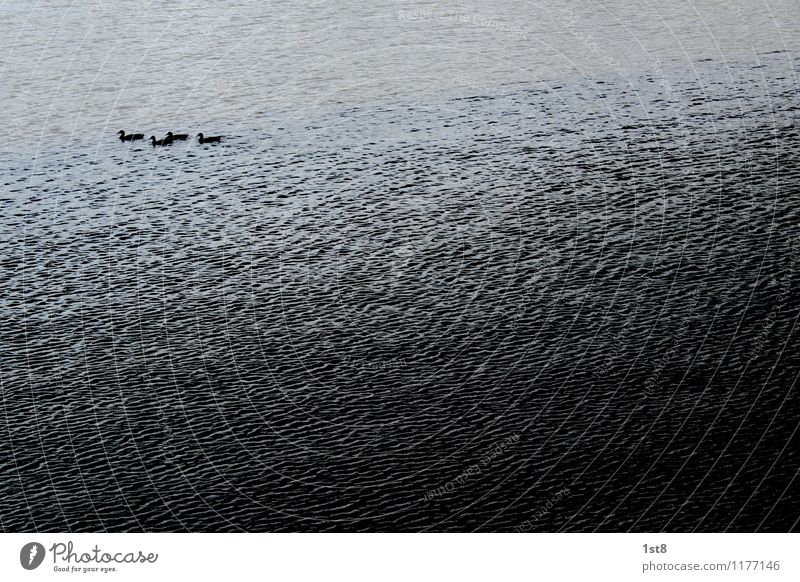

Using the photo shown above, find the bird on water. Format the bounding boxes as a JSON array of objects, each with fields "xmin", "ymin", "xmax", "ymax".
[
  {"xmin": 166, "ymin": 131, "xmax": 189, "ymax": 141},
  {"xmin": 196, "ymin": 133, "xmax": 222, "ymax": 144},
  {"xmin": 150, "ymin": 135, "xmax": 173, "ymax": 146},
  {"xmin": 118, "ymin": 130, "xmax": 144, "ymax": 141}
]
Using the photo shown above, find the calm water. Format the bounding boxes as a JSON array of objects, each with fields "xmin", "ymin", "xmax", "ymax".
[{"xmin": 1, "ymin": 1, "xmax": 799, "ymax": 531}]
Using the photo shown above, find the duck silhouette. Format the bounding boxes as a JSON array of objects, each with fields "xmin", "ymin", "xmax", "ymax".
[
  {"xmin": 118, "ymin": 130, "xmax": 144, "ymax": 141},
  {"xmin": 166, "ymin": 131, "xmax": 189, "ymax": 141},
  {"xmin": 196, "ymin": 133, "xmax": 222, "ymax": 144},
  {"xmin": 150, "ymin": 135, "xmax": 173, "ymax": 146}
]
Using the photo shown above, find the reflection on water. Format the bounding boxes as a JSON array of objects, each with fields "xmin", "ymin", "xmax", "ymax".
[
  {"xmin": 0, "ymin": 1, "xmax": 799, "ymax": 531},
  {"xmin": 1, "ymin": 0, "xmax": 797, "ymax": 138}
]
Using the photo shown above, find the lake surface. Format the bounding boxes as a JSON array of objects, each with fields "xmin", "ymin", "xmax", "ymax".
[{"xmin": 1, "ymin": 1, "xmax": 799, "ymax": 531}]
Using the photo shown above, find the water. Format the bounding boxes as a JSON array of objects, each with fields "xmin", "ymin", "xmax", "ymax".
[{"xmin": 1, "ymin": 1, "xmax": 799, "ymax": 532}]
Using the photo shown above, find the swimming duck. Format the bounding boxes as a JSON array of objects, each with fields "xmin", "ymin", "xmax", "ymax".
[
  {"xmin": 118, "ymin": 130, "xmax": 144, "ymax": 141},
  {"xmin": 196, "ymin": 133, "xmax": 222, "ymax": 144},
  {"xmin": 166, "ymin": 131, "xmax": 189, "ymax": 141},
  {"xmin": 150, "ymin": 135, "xmax": 173, "ymax": 146}
]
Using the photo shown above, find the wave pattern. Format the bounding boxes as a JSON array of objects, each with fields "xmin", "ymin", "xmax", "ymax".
[{"xmin": 1, "ymin": 52, "xmax": 800, "ymax": 531}]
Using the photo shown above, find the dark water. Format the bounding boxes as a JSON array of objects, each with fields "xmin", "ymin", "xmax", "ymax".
[{"xmin": 2, "ymin": 51, "xmax": 799, "ymax": 532}]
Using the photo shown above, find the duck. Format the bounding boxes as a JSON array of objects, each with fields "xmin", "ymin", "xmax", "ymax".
[
  {"xmin": 166, "ymin": 131, "xmax": 189, "ymax": 141},
  {"xmin": 118, "ymin": 130, "xmax": 144, "ymax": 141},
  {"xmin": 150, "ymin": 135, "xmax": 173, "ymax": 146},
  {"xmin": 196, "ymin": 133, "xmax": 222, "ymax": 144}
]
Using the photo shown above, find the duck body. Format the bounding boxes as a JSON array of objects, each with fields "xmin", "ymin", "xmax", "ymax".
[
  {"xmin": 150, "ymin": 135, "xmax": 173, "ymax": 146},
  {"xmin": 166, "ymin": 132, "xmax": 189, "ymax": 141},
  {"xmin": 196, "ymin": 133, "xmax": 222, "ymax": 144},
  {"xmin": 118, "ymin": 130, "xmax": 144, "ymax": 141}
]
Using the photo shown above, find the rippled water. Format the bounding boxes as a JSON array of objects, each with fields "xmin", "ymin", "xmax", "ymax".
[{"xmin": 1, "ymin": 1, "xmax": 799, "ymax": 531}]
